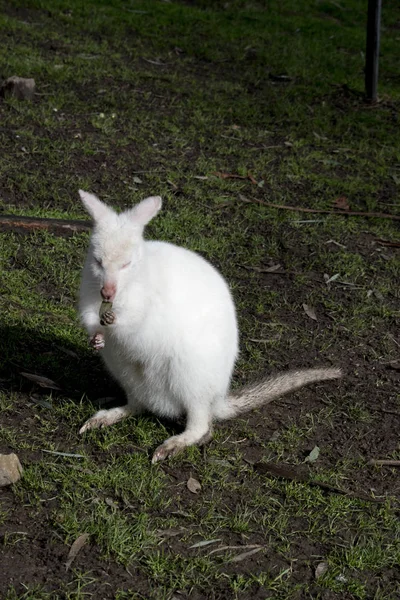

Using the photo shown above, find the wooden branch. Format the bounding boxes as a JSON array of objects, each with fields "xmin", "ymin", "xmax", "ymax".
[
  {"xmin": 239, "ymin": 195, "xmax": 400, "ymax": 221},
  {"xmin": 0, "ymin": 214, "xmax": 91, "ymax": 234},
  {"xmin": 369, "ymin": 459, "xmax": 400, "ymax": 467}
]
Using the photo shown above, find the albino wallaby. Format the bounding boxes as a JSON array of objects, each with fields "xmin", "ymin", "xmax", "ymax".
[{"xmin": 78, "ymin": 190, "xmax": 341, "ymax": 462}]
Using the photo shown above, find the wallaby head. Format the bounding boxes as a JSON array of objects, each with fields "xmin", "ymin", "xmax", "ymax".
[{"xmin": 79, "ymin": 190, "xmax": 162, "ymax": 301}]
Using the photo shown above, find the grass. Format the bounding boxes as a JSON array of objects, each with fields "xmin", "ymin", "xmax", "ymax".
[{"xmin": 0, "ymin": 0, "xmax": 399, "ymax": 598}]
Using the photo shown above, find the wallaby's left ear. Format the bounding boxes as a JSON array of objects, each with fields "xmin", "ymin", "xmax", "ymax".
[
  {"xmin": 128, "ymin": 196, "xmax": 162, "ymax": 226},
  {"xmin": 79, "ymin": 190, "xmax": 115, "ymax": 222}
]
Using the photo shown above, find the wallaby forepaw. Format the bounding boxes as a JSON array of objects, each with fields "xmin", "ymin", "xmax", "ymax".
[
  {"xmin": 152, "ymin": 438, "xmax": 186, "ymax": 463},
  {"xmin": 100, "ymin": 310, "xmax": 115, "ymax": 326},
  {"xmin": 90, "ymin": 332, "xmax": 105, "ymax": 350}
]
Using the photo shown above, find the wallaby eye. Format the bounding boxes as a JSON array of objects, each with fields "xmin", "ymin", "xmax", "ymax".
[
  {"xmin": 121, "ymin": 261, "xmax": 131, "ymax": 269},
  {"xmin": 94, "ymin": 257, "xmax": 103, "ymax": 267}
]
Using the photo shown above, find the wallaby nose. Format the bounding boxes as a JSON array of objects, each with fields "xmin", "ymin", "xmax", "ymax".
[{"xmin": 101, "ymin": 285, "xmax": 116, "ymax": 302}]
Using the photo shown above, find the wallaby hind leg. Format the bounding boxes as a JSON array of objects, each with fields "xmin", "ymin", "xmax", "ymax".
[{"xmin": 152, "ymin": 406, "xmax": 212, "ymax": 463}]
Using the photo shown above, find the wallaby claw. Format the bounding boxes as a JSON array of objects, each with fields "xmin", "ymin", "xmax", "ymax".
[
  {"xmin": 100, "ymin": 310, "xmax": 115, "ymax": 326},
  {"xmin": 90, "ymin": 332, "xmax": 105, "ymax": 350},
  {"xmin": 151, "ymin": 439, "xmax": 185, "ymax": 463}
]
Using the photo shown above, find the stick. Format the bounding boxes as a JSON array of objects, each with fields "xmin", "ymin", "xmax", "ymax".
[
  {"xmin": 0, "ymin": 214, "xmax": 91, "ymax": 234},
  {"xmin": 238, "ymin": 195, "xmax": 400, "ymax": 221},
  {"xmin": 369, "ymin": 459, "xmax": 400, "ymax": 467},
  {"xmin": 254, "ymin": 462, "xmax": 385, "ymax": 503}
]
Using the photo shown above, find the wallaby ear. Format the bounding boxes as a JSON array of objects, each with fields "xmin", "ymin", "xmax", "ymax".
[
  {"xmin": 128, "ymin": 196, "xmax": 162, "ymax": 227},
  {"xmin": 78, "ymin": 190, "xmax": 114, "ymax": 222}
]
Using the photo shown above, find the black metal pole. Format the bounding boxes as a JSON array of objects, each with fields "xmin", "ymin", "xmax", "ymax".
[{"xmin": 365, "ymin": 0, "xmax": 382, "ymax": 102}]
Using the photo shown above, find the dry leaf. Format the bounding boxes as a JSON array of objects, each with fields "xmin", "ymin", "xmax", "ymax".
[
  {"xmin": 333, "ymin": 196, "xmax": 350, "ymax": 211},
  {"xmin": 302, "ymin": 304, "xmax": 317, "ymax": 321},
  {"xmin": 240, "ymin": 264, "xmax": 285, "ymax": 274},
  {"xmin": 65, "ymin": 533, "xmax": 89, "ymax": 571},
  {"xmin": 20, "ymin": 372, "xmax": 61, "ymax": 390},
  {"xmin": 156, "ymin": 528, "xmax": 186, "ymax": 538},
  {"xmin": 213, "ymin": 172, "xmax": 247, "ymax": 180},
  {"xmin": 190, "ymin": 538, "xmax": 221, "ymax": 549},
  {"xmin": 187, "ymin": 476, "xmax": 201, "ymax": 494},
  {"xmin": 208, "ymin": 544, "xmax": 262, "ymax": 556},
  {"xmin": 105, "ymin": 497, "xmax": 119, "ymax": 509},
  {"xmin": 229, "ymin": 547, "xmax": 263, "ymax": 563},
  {"xmin": 55, "ymin": 345, "xmax": 78, "ymax": 359},
  {"xmin": 315, "ymin": 562, "xmax": 329, "ymax": 579},
  {"xmin": 324, "ymin": 273, "xmax": 340, "ymax": 284},
  {"xmin": 304, "ymin": 446, "xmax": 320, "ymax": 463}
]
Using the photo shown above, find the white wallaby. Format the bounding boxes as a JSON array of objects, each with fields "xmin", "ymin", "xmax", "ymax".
[{"xmin": 78, "ymin": 190, "xmax": 341, "ymax": 462}]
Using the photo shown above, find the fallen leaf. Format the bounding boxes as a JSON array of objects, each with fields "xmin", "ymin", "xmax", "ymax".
[
  {"xmin": 20, "ymin": 372, "xmax": 61, "ymax": 390},
  {"xmin": 208, "ymin": 544, "xmax": 262, "ymax": 556},
  {"xmin": 333, "ymin": 196, "xmax": 350, "ymax": 211},
  {"xmin": 229, "ymin": 547, "xmax": 263, "ymax": 563},
  {"xmin": 324, "ymin": 273, "xmax": 340, "ymax": 284},
  {"xmin": 268, "ymin": 73, "xmax": 293, "ymax": 82},
  {"xmin": 30, "ymin": 396, "xmax": 53, "ymax": 409},
  {"xmin": 190, "ymin": 538, "xmax": 221, "ymax": 549},
  {"xmin": 65, "ymin": 533, "xmax": 89, "ymax": 571},
  {"xmin": 156, "ymin": 528, "xmax": 186, "ymax": 538},
  {"xmin": 132, "ymin": 176, "xmax": 143, "ymax": 184},
  {"xmin": 105, "ymin": 497, "xmax": 119, "ymax": 509},
  {"xmin": 304, "ymin": 446, "xmax": 320, "ymax": 463},
  {"xmin": 187, "ymin": 476, "xmax": 201, "ymax": 494},
  {"xmin": 302, "ymin": 304, "xmax": 317, "ymax": 321},
  {"xmin": 213, "ymin": 172, "xmax": 247, "ymax": 180},
  {"xmin": 55, "ymin": 345, "xmax": 79, "ymax": 359},
  {"xmin": 315, "ymin": 562, "xmax": 329, "ymax": 579},
  {"xmin": 240, "ymin": 264, "xmax": 285, "ymax": 274},
  {"xmin": 387, "ymin": 361, "xmax": 400, "ymax": 371}
]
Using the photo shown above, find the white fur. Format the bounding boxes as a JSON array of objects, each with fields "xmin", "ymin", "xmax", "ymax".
[
  {"xmin": 78, "ymin": 191, "xmax": 238, "ymax": 460},
  {"xmin": 78, "ymin": 191, "xmax": 341, "ymax": 462}
]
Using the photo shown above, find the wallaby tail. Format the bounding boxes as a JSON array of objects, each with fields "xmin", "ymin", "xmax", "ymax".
[{"xmin": 217, "ymin": 368, "xmax": 342, "ymax": 420}]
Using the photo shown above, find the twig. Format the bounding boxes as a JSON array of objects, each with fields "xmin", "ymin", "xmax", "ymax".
[
  {"xmin": 239, "ymin": 195, "xmax": 400, "ymax": 221},
  {"xmin": 0, "ymin": 214, "xmax": 91, "ymax": 234},
  {"xmin": 374, "ymin": 238, "xmax": 400, "ymax": 247},
  {"xmin": 254, "ymin": 462, "xmax": 385, "ymax": 503},
  {"xmin": 369, "ymin": 459, "xmax": 400, "ymax": 466}
]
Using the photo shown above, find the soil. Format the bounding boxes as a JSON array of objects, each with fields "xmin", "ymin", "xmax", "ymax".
[
  {"xmin": 0, "ymin": 4, "xmax": 399, "ymax": 599},
  {"xmin": 0, "ymin": 223, "xmax": 399, "ymax": 598}
]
